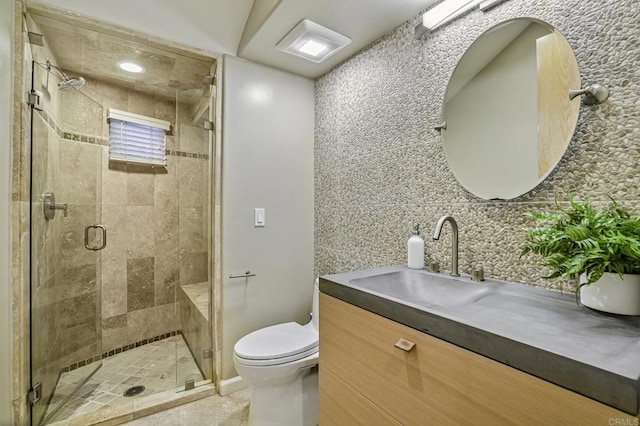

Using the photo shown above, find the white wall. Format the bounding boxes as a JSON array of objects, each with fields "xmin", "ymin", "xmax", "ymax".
[
  {"xmin": 0, "ymin": 0, "xmax": 14, "ymax": 423},
  {"xmin": 221, "ymin": 56, "xmax": 314, "ymax": 380}
]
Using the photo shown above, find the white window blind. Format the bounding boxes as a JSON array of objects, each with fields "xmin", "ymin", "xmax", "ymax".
[{"xmin": 108, "ymin": 108, "xmax": 170, "ymax": 166}]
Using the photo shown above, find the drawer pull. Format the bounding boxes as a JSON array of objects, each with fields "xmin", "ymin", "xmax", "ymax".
[{"xmin": 394, "ymin": 338, "xmax": 416, "ymax": 352}]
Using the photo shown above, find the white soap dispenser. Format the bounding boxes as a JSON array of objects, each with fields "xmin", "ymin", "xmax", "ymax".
[{"xmin": 407, "ymin": 223, "xmax": 424, "ymax": 269}]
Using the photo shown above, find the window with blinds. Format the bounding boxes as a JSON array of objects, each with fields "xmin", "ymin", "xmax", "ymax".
[{"xmin": 108, "ymin": 108, "xmax": 170, "ymax": 166}]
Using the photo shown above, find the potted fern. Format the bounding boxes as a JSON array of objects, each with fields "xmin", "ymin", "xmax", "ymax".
[{"xmin": 521, "ymin": 196, "xmax": 640, "ymax": 315}]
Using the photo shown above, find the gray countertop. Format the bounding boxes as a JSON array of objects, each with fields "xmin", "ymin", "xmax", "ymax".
[{"xmin": 319, "ymin": 265, "xmax": 640, "ymax": 415}]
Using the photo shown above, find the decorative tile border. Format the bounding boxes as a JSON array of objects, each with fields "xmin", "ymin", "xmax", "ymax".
[
  {"xmin": 165, "ymin": 149, "xmax": 209, "ymax": 160},
  {"xmin": 61, "ymin": 330, "xmax": 181, "ymax": 374},
  {"xmin": 62, "ymin": 131, "xmax": 107, "ymax": 146},
  {"xmin": 36, "ymin": 109, "xmax": 209, "ymax": 159},
  {"xmin": 38, "ymin": 108, "xmax": 108, "ymax": 146}
]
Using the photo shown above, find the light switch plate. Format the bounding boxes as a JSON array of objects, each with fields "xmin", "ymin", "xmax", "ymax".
[{"xmin": 254, "ymin": 208, "xmax": 265, "ymax": 227}]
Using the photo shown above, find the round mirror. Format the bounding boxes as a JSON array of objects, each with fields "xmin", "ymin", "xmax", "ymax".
[{"xmin": 442, "ymin": 18, "xmax": 581, "ymax": 200}]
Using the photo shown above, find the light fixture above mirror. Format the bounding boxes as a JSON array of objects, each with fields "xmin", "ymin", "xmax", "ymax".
[
  {"xmin": 416, "ymin": 0, "xmax": 510, "ymax": 37},
  {"xmin": 276, "ymin": 19, "xmax": 351, "ymax": 63},
  {"xmin": 423, "ymin": 0, "xmax": 483, "ymax": 30}
]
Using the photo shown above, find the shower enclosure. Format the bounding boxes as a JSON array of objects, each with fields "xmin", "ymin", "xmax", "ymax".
[{"xmin": 27, "ymin": 10, "xmax": 216, "ymax": 424}]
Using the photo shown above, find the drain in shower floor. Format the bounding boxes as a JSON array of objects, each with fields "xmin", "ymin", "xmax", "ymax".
[{"xmin": 123, "ymin": 385, "xmax": 145, "ymax": 397}]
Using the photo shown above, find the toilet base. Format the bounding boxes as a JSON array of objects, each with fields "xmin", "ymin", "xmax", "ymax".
[{"xmin": 248, "ymin": 365, "xmax": 318, "ymax": 426}]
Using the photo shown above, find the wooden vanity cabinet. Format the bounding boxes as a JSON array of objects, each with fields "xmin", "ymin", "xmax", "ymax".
[{"xmin": 319, "ymin": 293, "xmax": 637, "ymax": 425}]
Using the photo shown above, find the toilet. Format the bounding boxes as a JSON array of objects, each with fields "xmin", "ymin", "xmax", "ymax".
[{"xmin": 233, "ymin": 280, "xmax": 319, "ymax": 426}]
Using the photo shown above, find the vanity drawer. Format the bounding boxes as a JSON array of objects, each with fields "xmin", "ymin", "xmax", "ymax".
[
  {"xmin": 320, "ymin": 365, "xmax": 401, "ymax": 425},
  {"xmin": 320, "ymin": 293, "xmax": 635, "ymax": 425}
]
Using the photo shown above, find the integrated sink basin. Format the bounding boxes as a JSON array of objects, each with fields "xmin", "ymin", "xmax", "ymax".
[{"xmin": 349, "ymin": 269, "xmax": 491, "ymax": 308}]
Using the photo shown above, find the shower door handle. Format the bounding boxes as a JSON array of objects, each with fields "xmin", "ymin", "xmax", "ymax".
[{"xmin": 84, "ymin": 224, "xmax": 107, "ymax": 251}]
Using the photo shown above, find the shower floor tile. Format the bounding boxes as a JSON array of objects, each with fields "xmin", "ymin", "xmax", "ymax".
[{"xmin": 46, "ymin": 335, "xmax": 203, "ymax": 424}]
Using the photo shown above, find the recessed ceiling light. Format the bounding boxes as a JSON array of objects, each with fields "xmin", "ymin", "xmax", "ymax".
[
  {"xmin": 276, "ymin": 19, "xmax": 351, "ymax": 64},
  {"xmin": 118, "ymin": 61, "xmax": 144, "ymax": 73},
  {"xmin": 298, "ymin": 40, "xmax": 329, "ymax": 57}
]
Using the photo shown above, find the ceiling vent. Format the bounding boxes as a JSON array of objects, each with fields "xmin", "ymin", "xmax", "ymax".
[{"xmin": 276, "ymin": 19, "xmax": 351, "ymax": 63}]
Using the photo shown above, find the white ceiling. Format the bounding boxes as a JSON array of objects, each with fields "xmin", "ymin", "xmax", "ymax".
[
  {"xmin": 239, "ymin": 0, "xmax": 438, "ymax": 78},
  {"xmin": 32, "ymin": 0, "xmax": 437, "ymax": 79},
  {"xmin": 32, "ymin": 0, "xmax": 255, "ymax": 55}
]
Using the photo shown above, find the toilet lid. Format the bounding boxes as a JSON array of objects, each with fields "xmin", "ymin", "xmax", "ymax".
[{"xmin": 234, "ymin": 322, "xmax": 318, "ymax": 360}]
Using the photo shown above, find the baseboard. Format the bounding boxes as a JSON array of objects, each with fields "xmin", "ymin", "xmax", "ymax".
[{"xmin": 218, "ymin": 376, "xmax": 247, "ymax": 396}]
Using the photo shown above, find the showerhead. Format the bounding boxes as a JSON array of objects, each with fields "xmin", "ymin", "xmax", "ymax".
[{"xmin": 58, "ymin": 76, "xmax": 86, "ymax": 90}]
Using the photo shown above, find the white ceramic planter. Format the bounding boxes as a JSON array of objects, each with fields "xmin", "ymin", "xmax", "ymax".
[{"xmin": 580, "ymin": 272, "xmax": 640, "ymax": 316}]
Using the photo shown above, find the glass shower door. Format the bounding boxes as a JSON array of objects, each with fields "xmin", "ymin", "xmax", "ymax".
[
  {"xmin": 30, "ymin": 61, "xmax": 105, "ymax": 424},
  {"xmin": 174, "ymin": 84, "xmax": 214, "ymax": 390}
]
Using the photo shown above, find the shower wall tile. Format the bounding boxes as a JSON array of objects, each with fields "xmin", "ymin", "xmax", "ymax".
[
  {"xmin": 58, "ymin": 87, "xmax": 103, "ymax": 136},
  {"xmin": 179, "ymin": 252, "xmax": 208, "ymax": 286},
  {"xmin": 31, "ymin": 277, "xmax": 56, "ymax": 374},
  {"xmin": 155, "ymin": 157, "xmax": 178, "ymax": 208},
  {"xmin": 126, "ymin": 206, "xmax": 155, "ymax": 258},
  {"xmin": 127, "ymin": 257, "xmax": 155, "ymax": 312},
  {"xmin": 96, "ymin": 80, "xmax": 129, "ymax": 138},
  {"xmin": 57, "ymin": 140, "xmax": 101, "ymax": 206},
  {"xmin": 58, "ymin": 291, "xmax": 99, "ymax": 333},
  {"xmin": 58, "ymin": 264, "xmax": 98, "ymax": 302},
  {"xmin": 127, "ymin": 169, "xmax": 155, "ymax": 206},
  {"xmin": 127, "ymin": 303, "xmax": 177, "ymax": 344},
  {"xmin": 61, "ymin": 204, "xmax": 98, "ymax": 268},
  {"xmin": 154, "ymin": 203, "xmax": 179, "ymax": 258},
  {"xmin": 314, "ymin": 0, "xmax": 640, "ymax": 290},
  {"xmin": 179, "ymin": 123, "xmax": 208, "ymax": 154},
  {"xmin": 102, "ymin": 256, "xmax": 128, "ymax": 318},
  {"xmin": 127, "ymin": 90, "xmax": 175, "ymax": 124},
  {"xmin": 102, "ymin": 148, "xmax": 128, "ymax": 205},
  {"xmin": 101, "ymin": 205, "xmax": 127, "ymax": 259},
  {"xmin": 102, "ymin": 314, "xmax": 128, "ymax": 353},
  {"xmin": 155, "ymin": 100, "xmax": 177, "ymax": 127},
  {"xmin": 178, "ymin": 157, "xmax": 205, "ymax": 207},
  {"xmin": 52, "ymin": 290, "xmax": 100, "ymax": 367},
  {"xmin": 155, "ymin": 255, "xmax": 178, "ymax": 306},
  {"xmin": 46, "ymin": 126, "xmax": 61, "ymax": 195},
  {"xmin": 166, "ymin": 134, "xmax": 177, "ymax": 151},
  {"xmin": 179, "ymin": 207, "xmax": 206, "ymax": 255}
]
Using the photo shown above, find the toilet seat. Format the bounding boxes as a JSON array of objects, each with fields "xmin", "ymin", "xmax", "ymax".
[{"xmin": 234, "ymin": 322, "xmax": 318, "ymax": 366}]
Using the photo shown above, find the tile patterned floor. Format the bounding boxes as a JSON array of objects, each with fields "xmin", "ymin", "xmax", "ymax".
[
  {"xmin": 46, "ymin": 335, "xmax": 203, "ymax": 424},
  {"xmin": 122, "ymin": 389, "xmax": 251, "ymax": 426}
]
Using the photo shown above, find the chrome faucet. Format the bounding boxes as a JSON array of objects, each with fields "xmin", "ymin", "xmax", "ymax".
[{"xmin": 433, "ymin": 214, "xmax": 459, "ymax": 277}]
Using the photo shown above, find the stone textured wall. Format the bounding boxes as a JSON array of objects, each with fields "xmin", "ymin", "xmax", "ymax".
[{"xmin": 314, "ymin": 0, "xmax": 640, "ymax": 289}]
